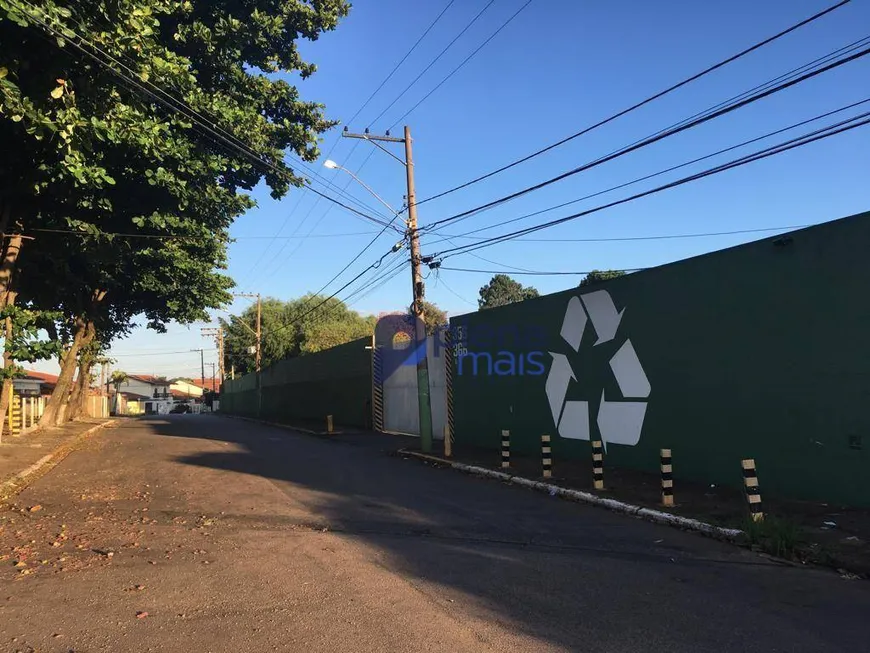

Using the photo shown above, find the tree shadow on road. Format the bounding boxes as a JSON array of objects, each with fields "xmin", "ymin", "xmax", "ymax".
[{"xmin": 139, "ymin": 415, "xmax": 870, "ymax": 652}]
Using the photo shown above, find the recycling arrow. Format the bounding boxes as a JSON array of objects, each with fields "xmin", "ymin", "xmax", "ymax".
[
  {"xmin": 581, "ymin": 290, "xmax": 624, "ymax": 346},
  {"xmin": 545, "ymin": 352, "xmax": 575, "ymax": 426},
  {"xmin": 544, "ymin": 289, "xmax": 650, "ymax": 449}
]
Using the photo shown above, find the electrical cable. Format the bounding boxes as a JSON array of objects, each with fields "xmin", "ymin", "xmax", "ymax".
[
  {"xmin": 424, "ymin": 42, "xmax": 870, "ymax": 233},
  {"xmin": 434, "ymin": 275, "xmax": 477, "ymax": 307},
  {"xmin": 414, "ymin": 0, "xmax": 851, "ymax": 206},
  {"xmin": 438, "ymin": 266, "xmax": 646, "ymax": 276},
  {"xmin": 387, "ymin": 0, "xmax": 534, "ymax": 129},
  {"xmin": 347, "ymin": 0, "xmax": 457, "ymax": 127},
  {"xmin": 366, "ymin": 0, "xmax": 498, "ymax": 128},
  {"xmin": 433, "ymin": 111, "xmax": 870, "ymax": 259},
  {"xmin": 423, "ymin": 97, "xmax": 870, "ymax": 244},
  {"xmin": 438, "ymin": 225, "xmax": 813, "ymax": 244}
]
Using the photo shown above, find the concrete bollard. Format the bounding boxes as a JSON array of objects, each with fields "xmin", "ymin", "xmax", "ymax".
[
  {"xmin": 592, "ymin": 440, "xmax": 604, "ymax": 490},
  {"xmin": 541, "ymin": 434, "xmax": 552, "ymax": 478},
  {"xmin": 326, "ymin": 414, "xmax": 334, "ymax": 434},
  {"xmin": 660, "ymin": 448, "xmax": 674, "ymax": 507},
  {"xmin": 500, "ymin": 430, "xmax": 510, "ymax": 469},
  {"xmin": 741, "ymin": 458, "xmax": 763, "ymax": 522},
  {"xmin": 11, "ymin": 394, "xmax": 21, "ymax": 436}
]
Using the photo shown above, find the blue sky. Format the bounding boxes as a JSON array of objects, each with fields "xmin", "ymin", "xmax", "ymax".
[{"xmin": 34, "ymin": 0, "xmax": 870, "ymax": 378}]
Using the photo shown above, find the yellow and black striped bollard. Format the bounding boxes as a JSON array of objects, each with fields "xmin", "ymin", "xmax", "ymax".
[
  {"xmin": 660, "ymin": 448, "xmax": 674, "ymax": 506},
  {"xmin": 541, "ymin": 434, "xmax": 552, "ymax": 478},
  {"xmin": 501, "ymin": 430, "xmax": 510, "ymax": 469},
  {"xmin": 11, "ymin": 394, "xmax": 21, "ymax": 436},
  {"xmin": 592, "ymin": 440, "xmax": 604, "ymax": 490},
  {"xmin": 741, "ymin": 458, "xmax": 763, "ymax": 522}
]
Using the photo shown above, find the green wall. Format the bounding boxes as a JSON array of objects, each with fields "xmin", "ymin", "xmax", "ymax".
[
  {"xmin": 221, "ymin": 337, "xmax": 372, "ymax": 428},
  {"xmin": 450, "ymin": 212, "xmax": 870, "ymax": 506}
]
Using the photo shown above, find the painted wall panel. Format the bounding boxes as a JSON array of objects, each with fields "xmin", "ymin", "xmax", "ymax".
[{"xmin": 450, "ymin": 212, "xmax": 870, "ymax": 506}]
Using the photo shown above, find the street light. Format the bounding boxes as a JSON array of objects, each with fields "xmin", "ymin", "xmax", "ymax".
[{"xmin": 323, "ymin": 159, "xmax": 402, "ymax": 219}]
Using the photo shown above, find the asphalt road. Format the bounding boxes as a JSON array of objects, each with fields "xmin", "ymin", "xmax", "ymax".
[{"xmin": 1, "ymin": 416, "xmax": 869, "ymax": 652}]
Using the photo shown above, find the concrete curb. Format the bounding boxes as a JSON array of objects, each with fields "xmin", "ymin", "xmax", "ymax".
[
  {"xmin": 0, "ymin": 419, "xmax": 118, "ymax": 500},
  {"xmin": 398, "ymin": 449, "xmax": 744, "ymax": 541}
]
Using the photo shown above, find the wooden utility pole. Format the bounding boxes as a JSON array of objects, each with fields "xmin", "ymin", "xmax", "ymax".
[
  {"xmin": 342, "ymin": 126, "xmax": 433, "ymax": 453},
  {"xmin": 255, "ymin": 294, "xmax": 262, "ymax": 372},
  {"xmin": 402, "ymin": 126, "xmax": 433, "ymax": 453},
  {"xmin": 201, "ymin": 327, "xmax": 225, "ymax": 383}
]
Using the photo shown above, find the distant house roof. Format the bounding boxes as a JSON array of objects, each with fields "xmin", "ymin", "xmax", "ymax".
[
  {"xmin": 169, "ymin": 388, "xmax": 196, "ymax": 399},
  {"xmin": 188, "ymin": 377, "xmax": 219, "ymax": 393},
  {"xmin": 22, "ymin": 370, "xmax": 59, "ymax": 384},
  {"xmin": 127, "ymin": 375, "xmax": 169, "ymax": 385}
]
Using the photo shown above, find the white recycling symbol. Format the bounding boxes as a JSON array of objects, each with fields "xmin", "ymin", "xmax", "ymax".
[{"xmin": 545, "ymin": 290, "xmax": 650, "ymax": 450}]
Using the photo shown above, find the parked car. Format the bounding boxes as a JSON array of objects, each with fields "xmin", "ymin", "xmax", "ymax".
[{"xmin": 170, "ymin": 403, "xmax": 191, "ymax": 414}]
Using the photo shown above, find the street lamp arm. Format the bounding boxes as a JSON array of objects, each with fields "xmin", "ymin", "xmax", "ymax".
[{"xmin": 326, "ymin": 162, "xmax": 402, "ymax": 219}]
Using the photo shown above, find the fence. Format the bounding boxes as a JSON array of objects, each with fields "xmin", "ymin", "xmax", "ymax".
[
  {"xmin": 221, "ymin": 337, "xmax": 373, "ymax": 428},
  {"xmin": 449, "ymin": 211, "xmax": 870, "ymax": 507},
  {"xmin": 5, "ymin": 393, "xmax": 45, "ymax": 434}
]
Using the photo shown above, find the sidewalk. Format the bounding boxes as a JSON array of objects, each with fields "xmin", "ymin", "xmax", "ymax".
[{"xmin": 0, "ymin": 418, "xmax": 116, "ymax": 501}]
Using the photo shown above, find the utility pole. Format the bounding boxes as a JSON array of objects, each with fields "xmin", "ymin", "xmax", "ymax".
[
  {"xmin": 232, "ymin": 292, "xmax": 262, "ymax": 415},
  {"xmin": 201, "ymin": 327, "xmax": 225, "ymax": 383},
  {"xmin": 342, "ymin": 125, "xmax": 433, "ymax": 452},
  {"xmin": 191, "ymin": 348, "xmax": 205, "ymax": 386}
]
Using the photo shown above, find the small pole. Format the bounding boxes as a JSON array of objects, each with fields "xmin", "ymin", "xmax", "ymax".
[
  {"xmin": 443, "ymin": 424, "xmax": 452, "ymax": 458},
  {"xmin": 592, "ymin": 440, "xmax": 604, "ymax": 490},
  {"xmin": 660, "ymin": 448, "xmax": 674, "ymax": 506},
  {"xmin": 501, "ymin": 429, "xmax": 510, "ymax": 469},
  {"xmin": 541, "ymin": 434, "xmax": 552, "ymax": 478},
  {"xmin": 742, "ymin": 458, "xmax": 764, "ymax": 522},
  {"xmin": 326, "ymin": 414, "xmax": 334, "ymax": 434}
]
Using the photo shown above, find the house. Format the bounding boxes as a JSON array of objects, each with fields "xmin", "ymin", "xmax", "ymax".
[
  {"xmin": 14, "ymin": 370, "xmax": 58, "ymax": 397},
  {"xmin": 169, "ymin": 379, "xmax": 204, "ymax": 399},
  {"xmin": 112, "ymin": 375, "xmax": 173, "ymax": 415},
  {"xmin": 190, "ymin": 377, "xmax": 220, "ymax": 394}
]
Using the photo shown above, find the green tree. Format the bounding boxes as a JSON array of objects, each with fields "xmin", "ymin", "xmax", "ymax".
[
  {"xmin": 579, "ymin": 270, "xmax": 627, "ymax": 286},
  {"xmin": 477, "ymin": 274, "xmax": 539, "ymax": 310},
  {"xmin": 221, "ymin": 295, "xmax": 374, "ymax": 374},
  {"xmin": 0, "ymin": 0, "xmax": 350, "ymax": 423},
  {"xmin": 409, "ymin": 300, "xmax": 447, "ymax": 335}
]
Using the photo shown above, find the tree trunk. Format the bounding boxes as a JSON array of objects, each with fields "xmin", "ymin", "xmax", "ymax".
[
  {"xmin": 0, "ymin": 226, "xmax": 23, "ymax": 441},
  {"xmin": 67, "ymin": 345, "xmax": 95, "ymax": 421},
  {"xmin": 41, "ymin": 319, "xmax": 89, "ymax": 426}
]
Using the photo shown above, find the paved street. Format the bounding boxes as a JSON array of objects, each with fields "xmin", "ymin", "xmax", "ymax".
[{"xmin": 1, "ymin": 416, "xmax": 869, "ymax": 652}]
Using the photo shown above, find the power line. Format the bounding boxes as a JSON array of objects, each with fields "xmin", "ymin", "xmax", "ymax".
[
  {"xmin": 434, "ymin": 275, "xmax": 477, "ymax": 307},
  {"xmin": 424, "ymin": 97, "xmax": 870, "ymax": 243},
  {"xmin": 414, "ymin": 0, "xmax": 851, "ymax": 206},
  {"xmin": 236, "ymin": 0, "xmax": 459, "ymax": 292},
  {"xmin": 439, "ymin": 224, "xmax": 814, "ymax": 244},
  {"xmin": 109, "ymin": 349, "xmax": 217, "ymax": 357},
  {"xmin": 247, "ymin": 149, "xmax": 380, "ymax": 292},
  {"xmin": 423, "ymin": 41, "xmax": 870, "ymax": 232},
  {"xmin": 387, "ymin": 0, "xmax": 534, "ymax": 129},
  {"xmin": 347, "ymin": 0, "xmax": 457, "ymax": 127},
  {"xmin": 263, "ymin": 246, "xmax": 400, "ymax": 339},
  {"xmin": 367, "ymin": 0, "xmax": 498, "ymax": 128},
  {"xmin": 439, "ymin": 266, "xmax": 646, "ymax": 276},
  {"xmin": 433, "ymin": 111, "xmax": 870, "ymax": 258}
]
